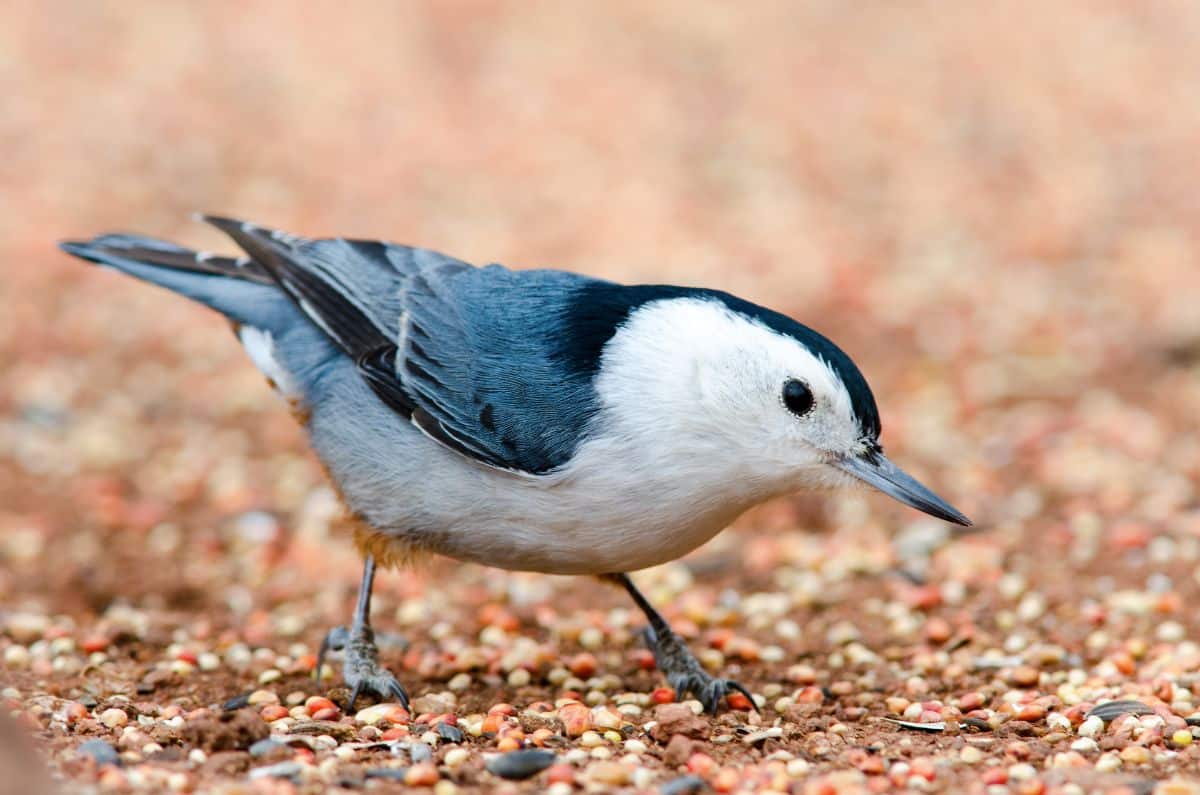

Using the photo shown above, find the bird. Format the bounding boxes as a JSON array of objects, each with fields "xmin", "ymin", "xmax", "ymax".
[{"xmin": 61, "ymin": 216, "xmax": 972, "ymax": 714}]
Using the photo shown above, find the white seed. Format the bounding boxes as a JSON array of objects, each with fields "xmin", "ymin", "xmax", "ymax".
[
  {"xmin": 443, "ymin": 748, "xmax": 469, "ymax": 768},
  {"xmin": 1077, "ymin": 715, "xmax": 1104, "ymax": 738}
]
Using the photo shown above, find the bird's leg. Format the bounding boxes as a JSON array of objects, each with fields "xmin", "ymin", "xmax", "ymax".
[
  {"xmin": 606, "ymin": 573, "xmax": 756, "ymax": 714},
  {"xmin": 315, "ymin": 555, "xmax": 409, "ymax": 711}
]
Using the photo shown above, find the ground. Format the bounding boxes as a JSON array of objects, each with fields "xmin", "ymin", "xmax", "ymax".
[{"xmin": 3, "ymin": 2, "xmax": 1200, "ymax": 794}]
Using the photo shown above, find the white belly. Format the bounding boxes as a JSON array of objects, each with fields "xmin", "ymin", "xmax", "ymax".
[{"xmin": 309, "ymin": 394, "xmax": 773, "ymax": 575}]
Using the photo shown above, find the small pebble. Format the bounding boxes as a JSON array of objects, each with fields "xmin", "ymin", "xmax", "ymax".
[
  {"xmin": 437, "ymin": 723, "xmax": 465, "ymax": 743},
  {"xmin": 77, "ymin": 739, "xmax": 121, "ymax": 767},
  {"xmin": 661, "ymin": 774, "xmax": 708, "ymax": 795},
  {"xmin": 485, "ymin": 749, "xmax": 557, "ymax": 780},
  {"xmin": 248, "ymin": 738, "xmax": 285, "ymax": 758},
  {"xmin": 410, "ymin": 742, "xmax": 434, "ymax": 764},
  {"xmin": 248, "ymin": 761, "xmax": 303, "ymax": 780}
]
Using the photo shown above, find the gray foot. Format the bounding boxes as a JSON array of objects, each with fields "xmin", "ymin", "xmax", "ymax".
[
  {"xmin": 642, "ymin": 626, "xmax": 756, "ymax": 714},
  {"xmin": 317, "ymin": 624, "xmax": 409, "ymax": 711}
]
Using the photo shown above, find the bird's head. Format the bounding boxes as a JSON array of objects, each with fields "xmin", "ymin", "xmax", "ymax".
[{"xmin": 592, "ymin": 290, "xmax": 971, "ymax": 527}]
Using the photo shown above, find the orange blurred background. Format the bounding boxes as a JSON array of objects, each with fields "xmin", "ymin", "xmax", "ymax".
[{"xmin": 2, "ymin": 1, "xmax": 1199, "ymax": 612}]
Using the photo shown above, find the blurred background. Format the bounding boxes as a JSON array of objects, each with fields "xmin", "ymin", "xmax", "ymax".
[{"xmin": 3, "ymin": 1, "xmax": 1200, "ymax": 787}]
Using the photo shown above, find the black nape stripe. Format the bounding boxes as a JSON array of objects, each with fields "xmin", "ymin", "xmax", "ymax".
[{"xmin": 558, "ymin": 282, "xmax": 882, "ymax": 441}]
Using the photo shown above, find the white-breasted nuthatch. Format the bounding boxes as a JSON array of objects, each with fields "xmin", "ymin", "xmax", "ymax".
[{"xmin": 62, "ymin": 216, "xmax": 971, "ymax": 713}]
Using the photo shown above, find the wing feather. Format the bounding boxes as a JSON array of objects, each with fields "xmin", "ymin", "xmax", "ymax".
[{"xmin": 201, "ymin": 216, "xmax": 602, "ymax": 476}]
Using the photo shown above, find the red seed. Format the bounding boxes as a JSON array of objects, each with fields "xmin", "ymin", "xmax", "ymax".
[
  {"xmin": 686, "ymin": 752, "xmax": 715, "ymax": 775},
  {"xmin": 1015, "ymin": 704, "xmax": 1046, "ymax": 722},
  {"xmin": 404, "ymin": 762, "xmax": 439, "ymax": 786},
  {"xmin": 982, "ymin": 768, "xmax": 1008, "ymax": 785},
  {"xmin": 381, "ymin": 726, "xmax": 407, "ymax": 741},
  {"xmin": 478, "ymin": 604, "xmax": 520, "ymax": 631},
  {"xmin": 651, "ymin": 687, "xmax": 676, "ymax": 704},
  {"xmin": 260, "ymin": 705, "xmax": 288, "ymax": 721},
  {"xmin": 707, "ymin": 628, "xmax": 734, "ymax": 651},
  {"xmin": 904, "ymin": 584, "xmax": 943, "ymax": 609},
  {"xmin": 568, "ymin": 653, "xmax": 597, "ymax": 678},
  {"xmin": 712, "ymin": 767, "xmax": 740, "ymax": 792},
  {"xmin": 305, "ymin": 696, "xmax": 337, "ymax": 716},
  {"xmin": 62, "ymin": 702, "xmax": 89, "ymax": 723},
  {"xmin": 1016, "ymin": 780, "xmax": 1046, "ymax": 795},
  {"xmin": 311, "ymin": 707, "xmax": 340, "ymax": 721},
  {"xmin": 726, "ymin": 691, "xmax": 753, "ymax": 711},
  {"xmin": 545, "ymin": 764, "xmax": 575, "ymax": 785},
  {"xmin": 910, "ymin": 757, "xmax": 936, "ymax": 781},
  {"xmin": 81, "ymin": 636, "xmax": 110, "ymax": 654},
  {"xmin": 558, "ymin": 703, "xmax": 592, "ymax": 737},
  {"xmin": 795, "ymin": 686, "xmax": 825, "ymax": 704},
  {"xmin": 923, "ymin": 618, "xmax": 952, "ymax": 644}
]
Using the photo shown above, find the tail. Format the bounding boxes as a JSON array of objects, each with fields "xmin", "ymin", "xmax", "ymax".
[
  {"xmin": 60, "ymin": 229, "xmax": 342, "ymax": 405},
  {"xmin": 59, "ymin": 233, "xmax": 292, "ymax": 332}
]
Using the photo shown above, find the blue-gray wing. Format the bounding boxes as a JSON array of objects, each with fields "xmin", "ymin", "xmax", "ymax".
[
  {"xmin": 394, "ymin": 262, "xmax": 605, "ymax": 474},
  {"xmin": 201, "ymin": 216, "xmax": 602, "ymax": 475}
]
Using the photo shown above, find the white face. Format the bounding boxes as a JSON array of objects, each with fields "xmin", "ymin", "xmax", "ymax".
[{"xmin": 594, "ymin": 297, "xmax": 874, "ymax": 497}]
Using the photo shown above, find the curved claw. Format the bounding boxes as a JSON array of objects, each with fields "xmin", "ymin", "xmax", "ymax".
[
  {"xmin": 717, "ymin": 679, "xmax": 759, "ymax": 714},
  {"xmin": 387, "ymin": 679, "xmax": 411, "ymax": 711},
  {"xmin": 347, "ymin": 681, "xmax": 365, "ymax": 712}
]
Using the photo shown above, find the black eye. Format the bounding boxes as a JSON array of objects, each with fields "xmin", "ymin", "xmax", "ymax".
[{"xmin": 782, "ymin": 379, "xmax": 814, "ymax": 416}]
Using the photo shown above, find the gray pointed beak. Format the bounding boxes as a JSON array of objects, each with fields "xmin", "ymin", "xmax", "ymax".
[{"xmin": 835, "ymin": 450, "xmax": 972, "ymax": 527}]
